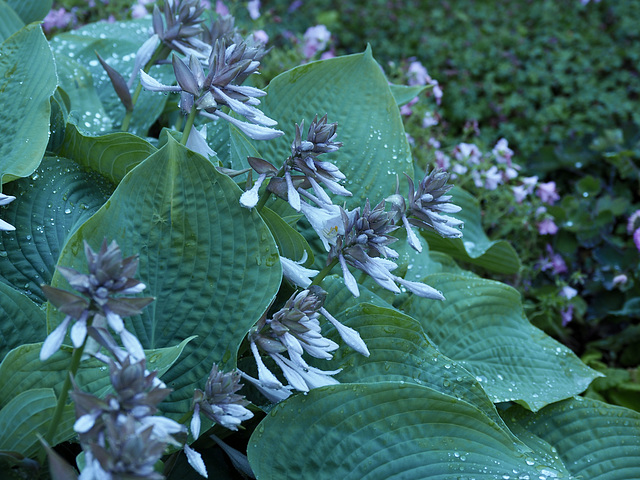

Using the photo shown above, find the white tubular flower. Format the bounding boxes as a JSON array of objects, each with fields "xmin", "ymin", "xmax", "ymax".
[
  {"xmin": 0, "ymin": 193, "xmax": 16, "ymax": 231},
  {"xmin": 280, "ymin": 254, "xmax": 318, "ymax": 288},
  {"xmin": 186, "ymin": 125, "xmax": 216, "ymax": 158},
  {"xmin": 239, "ymin": 173, "xmax": 266, "ymax": 209},
  {"xmin": 299, "ymin": 201, "xmax": 344, "ymax": 251},
  {"xmin": 184, "ymin": 444, "xmax": 208, "ymax": 478},
  {"xmin": 319, "ymin": 307, "xmax": 369, "ymax": 357},
  {"xmin": 238, "ymin": 370, "xmax": 293, "ymax": 403}
]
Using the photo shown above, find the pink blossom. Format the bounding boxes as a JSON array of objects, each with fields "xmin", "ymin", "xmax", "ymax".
[
  {"xmin": 471, "ymin": 170, "xmax": 483, "ymax": 189},
  {"xmin": 428, "ymin": 138, "xmax": 440, "ymax": 149},
  {"xmin": 560, "ymin": 286, "xmax": 577, "ymax": 299},
  {"xmin": 612, "ymin": 274, "xmax": 628, "ymax": 286},
  {"xmin": 539, "ymin": 245, "xmax": 567, "ymax": 275},
  {"xmin": 320, "ymin": 50, "xmax": 335, "ymax": 60},
  {"xmin": 451, "ymin": 163, "xmax": 468, "ymax": 176},
  {"xmin": 434, "ymin": 151, "xmax": 450, "ymax": 170},
  {"xmin": 247, "ymin": 0, "xmax": 261, "ymax": 20},
  {"xmin": 431, "ymin": 81, "xmax": 443, "ymax": 105},
  {"xmin": 521, "ymin": 176, "xmax": 538, "ymax": 193},
  {"xmin": 422, "ymin": 111, "xmax": 439, "ymax": 128},
  {"xmin": 537, "ymin": 218, "xmax": 558, "ymax": 235},
  {"xmin": 634, "ymin": 228, "xmax": 640, "ymax": 252},
  {"xmin": 253, "ymin": 29, "xmax": 269, "ymax": 45},
  {"xmin": 131, "ymin": 3, "xmax": 148, "ymax": 18},
  {"xmin": 407, "ymin": 61, "xmax": 431, "ymax": 86},
  {"xmin": 536, "ymin": 181, "xmax": 560, "ymax": 204},
  {"xmin": 492, "ymin": 138, "xmax": 513, "ymax": 164},
  {"xmin": 627, "ymin": 209, "xmax": 640, "ymax": 234},
  {"xmin": 42, "ymin": 7, "xmax": 74, "ymax": 32},
  {"xmin": 216, "ymin": 0, "xmax": 229, "ymax": 16},
  {"xmin": 483, "ymin": 166, "xmax": 502, "ymax": 190},
  {"xmin": 302, "ymin": 25, "xmax": 331, "ymax": 59},
  {"xmin": 454, "ymin": 143, "xmax": 482, "ymax": 164},
  {"xmin": 561, "ymin": 304, "xmax": 574, "ymax": 326},
  {"xmin": 400, "ymin": 97, "xmax": 418, "ymax": 116},
  {"xmin": 511, "ymin": 185, "xmax": 528, "ymax": 203}
]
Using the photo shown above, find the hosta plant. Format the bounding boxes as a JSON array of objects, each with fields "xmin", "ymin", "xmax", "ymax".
[{"xmin": 0, "ymin": 1, "xmax": 638, "ymax": 479}]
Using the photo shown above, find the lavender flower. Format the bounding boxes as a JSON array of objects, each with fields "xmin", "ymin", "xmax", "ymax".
[
  {"xmin": 40, "ymin": 240, "xmax": 153, "ymax": 361},
  {"xmin": 191, "ymin": 364, "xmax": 253, "ymax": 438}
]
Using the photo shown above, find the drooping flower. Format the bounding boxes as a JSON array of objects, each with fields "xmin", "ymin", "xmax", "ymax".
[
  {"xmin": 0, "ymin": 193, "xmax": 16, "ymax": 231},
  {"xmin": 280, "ymin": 254, "xmax": 319, "ymax": 288},
  {"xmin": 191, "ymin": 364, "xmax": 253, "ymax": 438},
  {"xmin": 40, "ymin": 239, "xmax": 154, "ymax": 361}
]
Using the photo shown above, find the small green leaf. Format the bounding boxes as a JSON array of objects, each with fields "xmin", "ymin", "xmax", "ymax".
[
  {"xmin": 401, "ymin": 273, "xmax": 601, "ymax": 411},
  {"xmin": 389, "ymin": 83, "xmax": 426, "ymax": 106},
  {"xmin": 0, "ymin": 24, "xmax": 57, "ymax": 182},
  {"xmin": 59, "ymin": 123, "xmax": 157, "ymax": 184},
  {"xmin": 503, "ymin": 397, "xmax": 640, "ymax": 480},
  {"xmin": 422, "ymin": 187, "xmax": 521, "ymax": 274},
  {"xmin": 260, "ymin": 206, "xmax": 314, "ymax": 266}
]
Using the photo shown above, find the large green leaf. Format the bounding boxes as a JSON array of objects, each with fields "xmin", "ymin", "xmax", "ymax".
[
  {"xmin": 53, "ymin": 53, "xmax": 113, "ymax": 134},
  {"xmin": 0, "ymin": 156, "xmax": 113, "ymax": 303},
  {"xmin": 260, "ymin": 206, "xmax": 313, "ymax": 266},
  {"xmin": 502, "ymin": 397, "xmax": 640, "ymax": 480},
  {"xmin": 51, "ymin": 19, "xmax": 171, "ymax": 136},
  {"xmin": 0, "ymin": 0, "xmax": 23, "ymax": 42},
  {"xmin": 321, "ymin": 303, "xmax": 512, "ymax": 431},
  {"xmin": 255, "ymin": 46, "xmax": 414, "ymax": 209},
  {"xmin": 6, "ymin": 0, "xmax": 52, "ymax": 24},
  {"xmin": 51, "ymin": 137, "xmax": 281, "ymax": 412},
  {"xmin": 423, "ymin": 187, "xmax": 521, "ymax": 274},
  {"xmin": 0, "ymin": 24, "xmax": 57, "ymax": 183},
  {"xmin": 60, "ymin": 123, "xmax": 157, "ymax": 184},
  {"xmin": 47, "ymin": 87, "xmax": 72, "ymax": 153},
  {"xmin": 249, "ymin": 382, "xmax": 565, "ymax": 480},
  {"xmin": 0, "ymin": 389, "xmax": 74, "ymax": 458},
  {"xmin": 0, "ymin": 338, "xmax": 193, "ymax": 409},
  {"xmin": 0, "ymin": 284, "xmax": 45, "ymax": 360},
  {"xmin": 401, "ymin": 273, "xmax": 601, "ymax": 411}
]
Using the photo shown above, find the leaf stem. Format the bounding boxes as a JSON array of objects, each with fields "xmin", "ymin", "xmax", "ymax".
[
  {"xmin": 310, "ymin": 257, "xmax": 339, "ymax": 287},
  {"xmin": 44, "ymin": 337, "xmax": 88, "ymax": 446},
  {"xmin": 181, "ymin": 104, "xmax": 199, "ymax": 145}
]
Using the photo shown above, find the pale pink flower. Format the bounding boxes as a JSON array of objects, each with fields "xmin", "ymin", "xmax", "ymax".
[
  {"xmin": 131, "ymin": 3, "xmax": 148, "ymax": 19},
  {"xmin": 492, "ymin": 138, "xmax": 513, "ymax": 164},
  {"xmin": 407, "ymin": 61, "xmax": 431, "ymax": 86},
  {"xmin": 511, "ymin": 185, "xmax": 528, "ymax": 203},
  {"xmin": 216, "ymin": 0, "xmax": 229, "ymax": 15},
  {"xmin": 537, "ymin": 218, "xmax": 558, "ymax": 235},
  {"xmin": 247, "ymin": 0, "xmax": 261, "ymax": 20},
  {"xmin": 422, "ymin": 111, "xmax": 439, "ymax": 127},
  {"xmin": 483, "ymin": 166, "xmax": 502, "ymax": 190},
  {"xmin": 303, "ymin": 25, "xmax": 331, "ymax": 58},
  {"xmin": 539, "ymin": 245, "xmax": 567, "ymax": 275},
  {"xmin": 560, "ymin": 286, "xmax": 577, "ymax": 299},
  {"xmin": 253, "ymin": 29, "xmax": 269, "ymax": 44},
  {"xmin": 428, "ymin": 138, "xmax": 441, "ymax": 148},
  {"xmin": 454, "ymin": 143, "xmax": 482, "ymax": 164},
  {"xmin": 612, "ymin": 274, "xmax": 628, "ymax": 286},
  {"xmin": 536, "ymin": 181, "xmax": 560, "ymax": 204},
  {"xmin": 561, "ymin": 305, "xmax": 574, "ymax": 326},
  {"xmin": 400, "ymin": 97, "xmax": 418, "ymax": 116},
  {"xmin": 42, "ymin": 7, "xmax": 74, "ymax": 32},
  {"xmin": 434, "ymin": 150, "xmax": 450, "ymax": 170},
  {"xmin": 634, "ymin": 228, "xmax": 640, "ymax": 252},
  {"xmin": 320, "ymin": 50, "xmax": 335, "ymax": 60},
  {"xmin": 626, "ymin": 209, "xmax": 640, "ymax": 234}
]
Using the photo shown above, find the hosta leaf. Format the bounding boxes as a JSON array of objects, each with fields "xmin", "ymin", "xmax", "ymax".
[
  {"xmin": 50, "ymin": 19, "xmax": 172, "ymax": 136},
  {"xmin": 0, "ymin": 156, "xmax": 113, "ymax": 303},
  {"xmin": 0, "ymin": 338, "xmax": 194, "ymax": 409},
  {"xmin": 206, "ymin": 119, "xmax": 262, "ymax": 171},
  {"xmin": 0, "ymin": 24, "xmax": 57, "ymax": 183},
  {"xmin": 321, "ymin": 303, "xmax": 512, "ymax": 431},
  {"xmin": 0, "ymin": 0, "xmax": 23, "ymax": 42},
  {"xmin": 47, "ymin": 87, "xmax": 71, "ymax": 153},
  {"xmin": 0, "ymin": 283, "xmax": 45, "ymax": 360},
  {"xmin": 53, "ymin": 53, "xmax": 113, "ymax": 134},
  {"xmin": 0, "ymin": 389, "xmax": 74, "ymax": 458},
  {"xmin": 423, "ymin": 187, "xmax": 521, "ymax": 274},
  {"xmin": 389, "ymin": 83, "xmax": 426, "ymax": 106},
  {"xmin": 6, "ymin": 0, "xmax": 52, "ymax": 24},
  {"xmin": 321, "ymin": 275, "xmax": 392, "ymax": 314},
  {"xmin": 255, "ymin": 46, "xmax": 414, "ymax": 209},
  {"xmin": 51, "ymin": 137, "xmax": 281, "ymax": 413},
  {"xmin": 260, "ymin": 206, "xmax": 314, "ymax": 266},
  {"xmin": 249, "ymin": 382, "xmax": 563, "ymax": 480},
  {"xmin": 401, "ymin": 273, "xmax": 601, "ymax": 411},
  {"xmin": 59, "ymin": 123, "xmax": 157, "ymax": 184},
  {"xmin": 502, "ymin": 397, "xmax": 640, "ymax": 480}
]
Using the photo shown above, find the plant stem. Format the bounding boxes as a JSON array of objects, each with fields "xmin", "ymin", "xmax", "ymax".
[
  {"xmin": 255, "ymin": 189, "xmax": 272, "ymax": 212},
  {"xmin": 44, "ymin": 338, "xmax": 88, "ymax": 446},
  {"xmin": 181, "ymin": 104, "xmax": 198, "ymax": 145},
  {"xmin": 121, "ymin": 44, "xmax": 171, "ymax": 132},
  {"xmin": 310, "ymin": 257, "xmax": 339, "ymax": 287}
]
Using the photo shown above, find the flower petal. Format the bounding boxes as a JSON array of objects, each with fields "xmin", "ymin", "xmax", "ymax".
[
  {"xmin": 40, "ymin": 317, "xmax": 71, "ymax": 361},
  {"xmin": 184, "ymin": 445, "xmax": 208, "ymax": 478}
]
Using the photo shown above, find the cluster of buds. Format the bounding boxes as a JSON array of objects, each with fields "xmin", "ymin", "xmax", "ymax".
[
  {"xmin": 141, "ymin": 38, "xmax": 282, "ymax": 141},
  {"xmin": 240, "ymin": 115, "xmax": 350, "ymax": 210},
  {"xmin": 191, "ymin": 364, "xmax": 253, "ymax": 438},
  {"xmin": 40, "ymin": 239, "xmax": 153, "ymax": 362},
  {"xmin": 244, "ymin": 287, "xmax": 368, "ymax": 398},
  {"xmin": 71, "ymin": 355, "xmax": 192, "ymax": 479}
]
